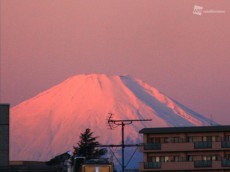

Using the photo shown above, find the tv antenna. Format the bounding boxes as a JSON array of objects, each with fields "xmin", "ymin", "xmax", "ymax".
[{"xmin": 106, "ymin": 113, "xmax": 152, "ymax": 172}]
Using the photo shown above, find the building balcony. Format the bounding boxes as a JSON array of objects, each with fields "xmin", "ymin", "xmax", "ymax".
[
  {"xmin": 140, "ymin": 161, "xmax": 229, "ymax": 171},
  {"xmin": 143, "ymin": 143, "xmax": 161, "ymax": 150},
  {"xmin": 221, "ymin": 141, "xmax": 230, "ymax": 148},
  {"xmin": 140, "ymin": 161, "xmax": 193, "ymax": 171},
  {"xmin": 194, "ymin": 141, "xmax": 212, "ymax": 149},
  {"xmin": 143, "ymin": 162, "xmax": 161, "ymax": 169},
  {"xmin": 140, "ymin": 141, "xmax": 226, "ymax": 152},
  {"xmin": 140, "ymin": 142, "xmax": 193, "ymax": 152},
  {"xmin": 194, "ymin": 160, "xmax": 212, "ymax": 168},
  {"xmin": 222, "ymin": 160, "xmax": 230, "ymax": 167}
]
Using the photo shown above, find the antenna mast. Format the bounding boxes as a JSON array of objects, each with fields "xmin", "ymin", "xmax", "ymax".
[{"xmin": 107, "ymin": 113, "xmax": 152, "ymax": 172}]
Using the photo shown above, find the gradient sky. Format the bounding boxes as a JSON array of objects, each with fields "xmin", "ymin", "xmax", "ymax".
[{"xmin": 1, "ymin": 0, "xmax": 230, "ymax": 124}]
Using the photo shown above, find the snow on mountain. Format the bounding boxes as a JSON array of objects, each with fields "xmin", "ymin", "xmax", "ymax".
[{"xmin": 10, "ymin": 74, "xmax": 216, "ymax": 165}]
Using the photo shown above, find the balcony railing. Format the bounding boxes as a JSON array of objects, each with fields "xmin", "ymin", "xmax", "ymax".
[
  {"xmin": 221, "ymin": 141, "xmax": 230, "ymax": 148},
  {"xmin": 144, "ymin": 143, "xmax": 161, "ymax": 150},
  {"xmin": 222, "ymin": 160, "xmax": 230, "ymax": 167},
  {"xmin": 144, "ymin": 162, "xmax": 161, "ymax": 169},
  {"xmin": 140, "ymin": 161, "xmax": 230, "ymax": 171},
  {"xmin": 194, "ymin": 141, "xmax": 212, "ymax": 149},
  {"xmin": 194, "ymin": 160, "xmax": 212, "ymax": 168}
]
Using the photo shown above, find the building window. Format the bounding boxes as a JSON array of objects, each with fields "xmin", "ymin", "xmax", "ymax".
[
  {"xmin": 165, "ymin": 156, "xmax": 169, "ymax": 162},
  {"xmin": 202, "ymin": 155, "xmax": 218, "ymax": 161},
  {"xmin": 173, "ymin": 156, "xmax": 180, "ymax": 162},
  {"xmin": 202, "ymin": 155, "xmax": 217, "ymax": 161},
  {"xmin": 151, "ymin": 156, "xmax": 160, "ymax": 162},
  {"xmin": 187, "ymin": 136, "xmax": 202, "ymax": 142},
  {"xmin": 187, "ymin": 136, "xmax": 193, "ymax": 142},
  {"xmin": 221, "ymin": 138, "xmax": 230, "ymax": 148},
  {"xmin": 225, "ymin": 135, "xmax": 230, "ymax": 141},
  {"xmin": 151, "ymin": 156, "xmax": 168, "ymax": 162},
  {"xmin": 155, "ymin": 137, "xmax": 161, "ymax": 143},
  {"xmin": 203, "ymin": 155, "xmax": 210, "ymax": 160},
  {"xmin": 212, "ymin": 155, "xmax": 217, "ymax": 161},
  {"xmin": 164, "ymin": 137, "xmax": 169, "ymax": 143},
  {"xmin": 160, "ymin": 156, "xmax": 165, "ymax": 162},
  {"xmin": 187, "ymin": 155, "xmax": 194, "ymax": 161},
  {"xmin": 225, "ymin": 154, "xmax": 230, "ymax": 160},
  {"xmin": 172, "ymin": 137, "xmax": 180, "ymax": 143},
  {"xmin": 212, "ymin": 136, "xmax": 218, "ymax": 141},
  {"xmin": 162, "ymin": 137, "xmax": 180, "ymax": 143},
  {"xmin": 150, "ymin": 137, "xmax": 161, "ymax": 143},
  {"xmin": 193, "ymin": 136, "xmax": 202, "ymax": 142},
  {"xmin": 202, "ymin": 136, "xmax": 212, "ymax": 142}
]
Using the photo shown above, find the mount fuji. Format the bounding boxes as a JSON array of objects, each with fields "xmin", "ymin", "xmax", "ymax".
[{"xmin": 10, "ymin": 74, "xmax": 216, "ymax": 167}]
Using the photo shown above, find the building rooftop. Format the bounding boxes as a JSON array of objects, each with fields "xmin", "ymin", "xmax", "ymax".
[{"xmin": 139, "ymin": 125, "xmax": 230, "ymax": 134}]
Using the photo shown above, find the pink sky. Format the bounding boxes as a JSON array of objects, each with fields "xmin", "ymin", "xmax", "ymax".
[{"xmin": 1, "ymin": 0, "xmax": 230, "ymax": 124}]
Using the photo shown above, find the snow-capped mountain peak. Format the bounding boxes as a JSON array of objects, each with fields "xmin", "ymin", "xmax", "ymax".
[{"xmin": 10, "ymin": 74, "xmax": 216, "ymax": 164}]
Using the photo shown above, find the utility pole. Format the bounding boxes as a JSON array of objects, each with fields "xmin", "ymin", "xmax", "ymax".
[
  {"xmin": 107, "ymin": 113, "xmax": 152, "ymax": 172},
  {"xmin": 121, "ymin": 122, "xmax": 125, "ymax": 172}
]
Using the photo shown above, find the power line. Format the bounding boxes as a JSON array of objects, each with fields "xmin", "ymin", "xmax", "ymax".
[{"xmin": 106, "ymin": 113, "xmax": 151, "ymax": 172}]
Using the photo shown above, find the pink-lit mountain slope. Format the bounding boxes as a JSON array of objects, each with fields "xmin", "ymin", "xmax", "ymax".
[{"xmin": 10, "ymin": 74, "xmax": 216, "ymax": 162}]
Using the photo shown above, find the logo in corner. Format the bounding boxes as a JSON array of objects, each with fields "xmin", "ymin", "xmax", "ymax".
[{"xmin": 193, "ymin": 5, "xmax": 203, "ymax": 16}]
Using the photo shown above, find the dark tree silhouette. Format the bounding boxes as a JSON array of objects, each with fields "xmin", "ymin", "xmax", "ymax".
[
  {"xmin": 73, "ymin": 128, "xmax": 107, "ymax": 160},
  {"xmin": 46, "ymin": 152, "xmax": 71, "ymax": 166}
]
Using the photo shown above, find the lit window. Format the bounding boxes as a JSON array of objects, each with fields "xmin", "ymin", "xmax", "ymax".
[
  {"xmin": 212, "ymin": 155, "xmax": 217, "ymax": 161},
  {"xmin": 151, "ymin": 156, "xmax": 160, "ymax": 162},
  {"xmin": 202, "ymin": 155, "xmax": 216, "ymax": 161},
  {"xmin": 165, "ymin": 156, "xmax": 169, "ymax": 162},
  {"xmin": 156, "ymin": 157, "xmax": 160, "ymax": 162}
]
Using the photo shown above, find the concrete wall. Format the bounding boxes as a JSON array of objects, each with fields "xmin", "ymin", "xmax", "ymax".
[{"xmin": 0, "ymin": 104, "xmax": 9, "ymax": 166}]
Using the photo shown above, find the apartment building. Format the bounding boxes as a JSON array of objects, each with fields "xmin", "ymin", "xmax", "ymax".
[
  {"xmin": 0, "ymin": 104, "xmax": 9, "ymax": 166},
  {"xmin": 139, "ymin": 125, "xmax": 230, "ymax": 172}
]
